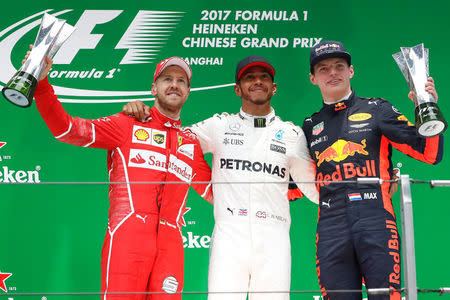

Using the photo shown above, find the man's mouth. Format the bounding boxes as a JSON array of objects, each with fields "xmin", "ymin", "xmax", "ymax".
[
  {"xmin": 167, "ymin": 90, "xmax": 181, "ymax": 96},
  {"xmin": 327, "ymin": 79, "xmax": 341, "ymax": 85},
  {"xmin": 250, "ymin": 87, "xmax": 267, "ymax": 92}
]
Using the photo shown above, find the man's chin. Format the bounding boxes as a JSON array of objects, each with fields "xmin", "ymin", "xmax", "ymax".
[
  {"xmin": 251, "ymin": 97, "xmax": 270, "ymax": 105},
  {"xmin": 324, "ymin": 85, "xmax": 346, "ymax": 94}
]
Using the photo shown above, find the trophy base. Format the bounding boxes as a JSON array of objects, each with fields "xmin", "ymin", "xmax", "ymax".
[
  {"xmin": 415, "ymin": 102, "xmax": 447, "ymax": 137},
  {"xmin": 1, "ymin": 71, "xmax": 37, "ymax": 107}
]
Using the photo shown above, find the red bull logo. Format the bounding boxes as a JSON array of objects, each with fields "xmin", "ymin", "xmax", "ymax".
[
  {"xmin": 398, "ymin": 115, "xmax": 414, "ymax": 126},
  {"xmin": 386, "ymin": 220, "xmax": 400, "ymax": 285},
  {"xmin": 316, "ymin": 160, "xmax": 377, "ymax": 186},
  {"xmin": 334, "ymin": 102, "xmax": 346, "ymax": 111},
  {"xmin": 315, "ymin": 139, "xmax": 368, "ymax": 166}
]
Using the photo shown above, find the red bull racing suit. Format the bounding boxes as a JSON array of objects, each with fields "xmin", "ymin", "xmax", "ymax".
[
  {"xmin": 302, "ymin": 91, "xmax": 443, "ymax": 300},
  {"xmin": 34, "ymin": 78, "xmax": 213, "ymax": 300}
]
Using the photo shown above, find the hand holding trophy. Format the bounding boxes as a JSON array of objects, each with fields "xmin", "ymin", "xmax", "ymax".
[
  {"xmin": 393, "ymin": 43, "xmax": 447, "ymax": 137},
  {"xmin": 1, "ymin": 13, "xmax": 75, "ymax": 107}
]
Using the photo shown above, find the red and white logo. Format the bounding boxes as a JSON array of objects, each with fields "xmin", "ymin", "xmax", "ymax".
[
  {"xmin": 177, "ymin": 143, "xmax": 194, "ymax": 160},
  {"xmin": 128, "ymin": 149, "xmax": 167, "ymax": 172},
  {"xmin": 128, "ymin": 150, "xmax": 193, "ymax": 183},
  {"xmin": 130, "ymin": 153, "xmax": 145, "ymax": 164},
  {"xmin": 168, "ymin": 154, "xmax": 193, "ymax": 183},
  {"xmin": 179, "ymin": 206, "xmax": 191, "ymax": 227},
  {"xmin": 0, "ymin": 270, "xmax": 12, "ymax": 293},
  {"xmin": 0, "ymin": 142, "xmax": 6, "ymax": 162}
]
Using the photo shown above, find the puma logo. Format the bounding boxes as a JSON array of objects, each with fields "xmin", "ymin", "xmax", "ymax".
[
  {"xmin": 136, "ymin": 214, "xmax": 148, "ymax": 223},
  {"xmin": 227, "ymin": 208, "xmax": 234, "ymax": 215},
  {"xmin": 321, "ymin": 199, "xmax": 331, "ymax": 208}
]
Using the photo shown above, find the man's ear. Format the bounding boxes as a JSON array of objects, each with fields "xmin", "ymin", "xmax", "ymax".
[
  {"xmin": 272, "ymin": 82, "xmax": 277, "ymax": 96},
  {"xmin": 309, "ymin": 73, "xmax": 317, "ymax": 85},
  {"xmin": 151, "ymin": 82, "xmax": 157, "ymax": 96},
  {"xmin": 234, "ymin": 84, "xmax": 241, "ymax": 97}
]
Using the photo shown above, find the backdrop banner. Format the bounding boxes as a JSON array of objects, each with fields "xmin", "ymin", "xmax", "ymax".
[{"xmin": 0, "ymin": 1, "xmax": 448, "ymax": 299}]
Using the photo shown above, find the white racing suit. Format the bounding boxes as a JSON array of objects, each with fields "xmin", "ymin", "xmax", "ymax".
[{"xmin": 191, "ymin": 108, "xmax": 318, "ymax": 300}]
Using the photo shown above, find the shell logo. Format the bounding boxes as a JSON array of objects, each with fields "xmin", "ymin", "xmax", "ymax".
[
  {"xmin": 348, "ymin": 113, "xmax": 372, "ymax": 122},
  {"xmin": 134, "ymin": 129, "xmax": 150, "ymax": 141}
]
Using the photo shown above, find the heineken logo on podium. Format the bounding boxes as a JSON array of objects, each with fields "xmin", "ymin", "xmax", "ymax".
[
  {"xmin": 393, "ymin": 43, "xmax": 447, "ymax": 137},
  {"xmin": 1, "ymin": 13, "xmax": 75, "ymax": 107}
]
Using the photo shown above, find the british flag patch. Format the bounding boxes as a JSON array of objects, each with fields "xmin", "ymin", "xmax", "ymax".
[{"xmin": 238, "ymin": 209, "xmax": 248, "ymax": 216}]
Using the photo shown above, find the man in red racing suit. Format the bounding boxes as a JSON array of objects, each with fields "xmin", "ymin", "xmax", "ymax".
[{"xmin": 33, "ymin": 56, "xmax": 212, "ymax": 299}]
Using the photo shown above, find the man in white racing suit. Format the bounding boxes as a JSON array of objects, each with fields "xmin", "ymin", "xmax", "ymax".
[{"xmin": 123, "ymin": 55, "xmax": 318, "ymax": 300}]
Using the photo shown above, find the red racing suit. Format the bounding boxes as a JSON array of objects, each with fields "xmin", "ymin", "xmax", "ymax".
[{"xmin": 34, "ymin": 78, "xmax": 213, "ymax": 300}]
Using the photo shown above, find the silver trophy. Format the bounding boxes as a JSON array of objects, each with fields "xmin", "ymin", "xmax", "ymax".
[
  {"xmin": 2, "ymin": 13, "xmax": 75, "ymax": 107},
  {"xmin": 393, "ymin": 43, "xmax": 447, "ymax": 137}
]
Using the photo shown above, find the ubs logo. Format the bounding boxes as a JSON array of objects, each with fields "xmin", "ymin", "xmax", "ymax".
[{"xmin": 223, "ymin": 138, "xmax": 243, "ymax": 145}]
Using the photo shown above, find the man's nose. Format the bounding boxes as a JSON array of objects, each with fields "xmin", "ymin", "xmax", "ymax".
[
  {"xmin": 254, "ymin": 76, "xmax": 264, "ymax": 84},
  {"xmin": 329, "ymin": 66, "xmax": 338, "ymax": 75},
  {"xmin": 169, "ymin": 80, "xmax": 179, "ymax": 88}
]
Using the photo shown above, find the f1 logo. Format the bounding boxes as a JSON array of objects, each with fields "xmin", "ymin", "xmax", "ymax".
[{"xmin": 53, "ymin": 10, "xmax": 184, "ymax": 65}]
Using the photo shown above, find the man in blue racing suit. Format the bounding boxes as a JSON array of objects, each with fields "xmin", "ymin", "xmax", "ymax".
[{"xmin": 303, "ymin": 40, "xmax": 444, "ymax": 300}]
